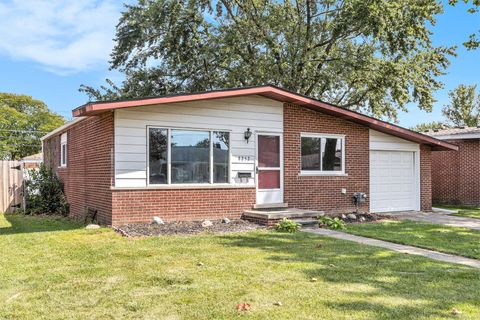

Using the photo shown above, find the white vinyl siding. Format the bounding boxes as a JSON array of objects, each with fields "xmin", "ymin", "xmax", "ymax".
[
  {"xmin": 369, "ymin": 130, "xmax": 420, "ymax": 152},
  {"xmin": 114, "ymin": 95, "xmax": 283, "ymax": 188},
  {"xmin": 369, "ymin": 129, "xmax": 420, "ymax": 212}
]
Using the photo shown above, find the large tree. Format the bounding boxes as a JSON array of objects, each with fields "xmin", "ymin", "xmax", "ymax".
[
  {"xmin": 81, "ymin": 0, "xmax": 455, "ymax": 121},
  {"xmin": 442, "ymin": 84, "xmax": 480, "ymax": 127},
  {"xmin": 0, "ymin": 93, "xmax": 65, "ymax": 160},
  {"xmin": 449, "ymin": 0, "xmax": 480, "ymax": 50}
]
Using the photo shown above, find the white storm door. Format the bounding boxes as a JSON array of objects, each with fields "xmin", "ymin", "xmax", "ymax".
[{"xmin": 256, "ymin": 133, "xmax": 283, "ymax": 205}]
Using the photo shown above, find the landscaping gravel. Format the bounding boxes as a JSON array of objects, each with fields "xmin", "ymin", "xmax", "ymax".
[
  {"xmin": 115, "ymin": 219, "xmax": 264, "ymax": 237},
  {"xmin": 336, "ymin": 212, "xmax": 393, "ymax": 223}
]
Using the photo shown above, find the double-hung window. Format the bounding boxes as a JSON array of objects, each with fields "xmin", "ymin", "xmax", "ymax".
[
  {"xmin": 60, "ymin": 133, "xmax": 67, "ymax": 167},
  {"xmin": 300, "ymin": 133, "xmax": 345, "ymax": 175},
  {"xmin": 148, "ymin": 128, "xmax": 230, "ymax": 185}
]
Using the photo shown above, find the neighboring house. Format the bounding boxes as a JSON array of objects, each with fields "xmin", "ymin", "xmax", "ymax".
[
  {"xmin": 41, "ymin": 85, "xmax": 456, "ymax": 225},
  {"xmin": 21, "ymin": 153, "xmax": 43, "ymax": 169},
  {"xmin": 427, "ymin": 127, "xmax": 480, "ymax": 206}
]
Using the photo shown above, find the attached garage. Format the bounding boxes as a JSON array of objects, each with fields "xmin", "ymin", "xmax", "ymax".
[{"xmin": 369, "ymin": 130, "xmax": 420, "ymax": 213}]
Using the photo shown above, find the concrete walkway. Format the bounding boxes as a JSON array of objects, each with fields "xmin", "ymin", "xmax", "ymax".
[
  {"xmin": 387, "ymin": 211, "xmax": 480, "ymax": 230},
  {"xmin": 304, "ymin": 228, "xmax": 480, "ymax": 269}
]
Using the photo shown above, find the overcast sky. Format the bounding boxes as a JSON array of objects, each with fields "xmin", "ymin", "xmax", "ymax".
[{"xmin": 0, "ymin": 0, "xmax": 479, "ymax": 128}]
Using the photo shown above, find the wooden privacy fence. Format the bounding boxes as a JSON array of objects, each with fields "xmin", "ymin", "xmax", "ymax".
[{"xmin": 0, "ymin": 161, "xmax": 23, "ymax": 213}]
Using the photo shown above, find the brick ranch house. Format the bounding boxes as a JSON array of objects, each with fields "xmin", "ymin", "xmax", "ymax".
[
  {"xmin": 427, "ymin": 127, "xmax": 480, "ymax": 206},
  {"xmin": 42, "ymin": 85, "xmax": 457, "ymax": 226}
]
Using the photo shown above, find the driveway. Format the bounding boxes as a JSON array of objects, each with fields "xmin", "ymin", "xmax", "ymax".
[{"xmin": 384, "ymin": 211, "xmax": 480, "ymax": 230}]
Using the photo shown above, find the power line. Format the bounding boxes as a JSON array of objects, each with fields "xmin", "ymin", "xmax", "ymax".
[
  {"xmin": 0, "ymin": 129, "xmax": 49, "ymax": 133},
  {"xmin": 0, "ymin": 135, "xmax": 42, "ymax": 138},
  {"xmin": 0, "ymin": 144, "xmax": 41, "ymax": 147},
  {"xmin": 0, "ymin": 136, "xmax": 42, "ymax": 139}
]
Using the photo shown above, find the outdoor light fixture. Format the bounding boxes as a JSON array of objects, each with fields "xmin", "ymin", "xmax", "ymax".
[{"xmin": 244, "ymin": 128, "xmax": 252, "ymax": 143}]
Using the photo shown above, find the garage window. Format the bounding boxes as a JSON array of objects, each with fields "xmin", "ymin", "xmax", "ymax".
[{"xmin": 301, "ymin": 134, "xmax": 345, "ymax": 175}]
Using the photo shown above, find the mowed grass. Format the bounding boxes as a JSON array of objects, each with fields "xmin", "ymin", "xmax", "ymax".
[
  {"xmin": 346, "ymin": 220, "xmax": 480, "ymax": 259},
  {"xmin": 1, "ymin": 215, "xmax": 480, "ymax": 319},
  {"xmin": 434, "ymin": 204, "xmax": 480, "ymax": 219}
]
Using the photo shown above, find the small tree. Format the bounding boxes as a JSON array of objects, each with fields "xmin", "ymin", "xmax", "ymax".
[
  {"xmin": 24, "ymin": 164, "xmax": 69, "ymax": 216},
  {"xmin": 442, "ymin": 84, "xmax": 480, "ymax": 127}
]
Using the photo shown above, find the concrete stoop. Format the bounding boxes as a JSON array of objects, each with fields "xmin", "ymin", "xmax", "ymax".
[{"xmin": 242, "ymin": 207, "xmax": 323, "ymax": 227}]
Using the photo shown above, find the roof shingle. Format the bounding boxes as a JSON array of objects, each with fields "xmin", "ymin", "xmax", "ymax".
[{"xmin": 425, "ymin": 126, "xmax": 480, "ymax": 137}]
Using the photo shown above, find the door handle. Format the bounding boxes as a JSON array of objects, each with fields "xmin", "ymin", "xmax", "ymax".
[{"xmin": 255, "ymin": 166, "xmax": 259, "ymax": 174}]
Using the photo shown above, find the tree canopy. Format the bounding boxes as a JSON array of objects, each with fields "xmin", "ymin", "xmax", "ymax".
[
  {"xmin": 81, "ymin": 0, "xmax": 455, "ymax": 121},
  {"xmin": 442, "ymin": 84, "xmax": 480, "ymax": 127},
  {"xmin": 410, "ymin": 84, "xmax": 480, "ymax": 131},
  {"xmin": 449, "ymin": 0, "xmax": 480, "ymax": 50},
  {"xmin": 410, "ymin": 121, "xmax": 447, "ymax": 133},
  {"xmin": 0, "ymin": 93, "xmax": 65, "ymax": 160}
]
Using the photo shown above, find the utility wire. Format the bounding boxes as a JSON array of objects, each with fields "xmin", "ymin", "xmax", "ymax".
[
  {"xmin": 0, "ymin": 144, "xmax": 41, "ymax": 147},
  {"xmin": 0, "ymin": 135, "xmax": 42, "ymax": 139},
  {"xmin": 0, "ymin": 136, "xmax": 44, "ymax": 139},
  {"xmin": 0, "ymin": 129, "xmax": 49, "ymax": 133}
]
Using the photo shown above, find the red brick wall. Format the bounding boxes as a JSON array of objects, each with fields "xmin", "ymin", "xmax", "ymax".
[
  {"xmin": 432, "ymin": 139, "xmax": 480, "ymax": 206},
  {"xmin": 111, "ymin": 188, "xmax": 255, "ymax": 225},
  {"xmin": 420, "ymin": 145, "xmax": 432, "ymax": 211},
  {"xmin": 283, "ymin": 103, "xmax": 370, "ymax": 213},
  {"xmin": 43, "ymin": 113, "xmax": 114, "ymax": 224}
]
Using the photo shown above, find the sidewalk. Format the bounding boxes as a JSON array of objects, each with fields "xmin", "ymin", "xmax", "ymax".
[{"xmin": 303, "ymin": 228, "xmax": 480, "ymax": 269}]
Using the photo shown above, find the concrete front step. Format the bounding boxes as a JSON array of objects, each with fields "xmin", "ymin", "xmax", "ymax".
[
  {"xmin": 253, "ymin": 203, "xmax": 289, "ymax": 209},
  {"xmin": 294, "ymin": 218, "xmax": 319, "ymax": 226},
  {"xmin": 243, "ymin": 208, "xmax": 323, "ymax": 220},
  {"xmin": 242, "ymin": 207, "xmax": 324, "ymax": 226}
]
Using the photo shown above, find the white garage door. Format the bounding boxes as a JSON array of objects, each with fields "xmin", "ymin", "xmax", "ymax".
[{"xmin": 370, "ymin": 151, "xmax": 417, "ymax": 213}]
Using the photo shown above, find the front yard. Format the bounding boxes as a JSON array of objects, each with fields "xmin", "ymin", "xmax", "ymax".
[
  {"xmin": 346, "ymin": 220, "xmax": 480, "ymax": 259},
  {"xmin": 2, "ymin": 214, "xmax": 480, "ymax": 319}
]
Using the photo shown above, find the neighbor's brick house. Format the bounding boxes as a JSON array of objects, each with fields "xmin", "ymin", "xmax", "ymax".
[
  {"xmin": 427, "ymin": 127, "xmax": 480, "ymax": 206},
  {"xmin": 42, "ymin": 86, "xmax": 456, "ymax": 226}
]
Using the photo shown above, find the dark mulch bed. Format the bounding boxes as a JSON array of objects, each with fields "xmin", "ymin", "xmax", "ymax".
[{"xmin": 115, "ymin": 219, "xmax": 264, "ymax": 237}]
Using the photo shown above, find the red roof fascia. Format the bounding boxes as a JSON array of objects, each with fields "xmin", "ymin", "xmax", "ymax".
[{"xmin": 72, "ymin": 85, "xmax": 457, "ymax": 151}]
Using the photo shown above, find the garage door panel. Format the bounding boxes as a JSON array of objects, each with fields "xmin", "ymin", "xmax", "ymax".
[
  {"xmin": 370, "ymin": 151, "xmax": 418, "ymax": 213},
  {"xmin": 390, "ymin": 184, "xmax": 403, "ymax": 193}
]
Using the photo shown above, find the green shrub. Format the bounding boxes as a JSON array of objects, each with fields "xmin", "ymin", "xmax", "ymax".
[
  {"xmin": 24, "ymin": 164, "xmax": 69, "ymax": 216},
  {"xmin": 275, "ymin": 218, "xmax": 301, "ymax": 233},
  {"xmin": 318, "ymin": 216, "xmax": 346, "ymax": 230}
]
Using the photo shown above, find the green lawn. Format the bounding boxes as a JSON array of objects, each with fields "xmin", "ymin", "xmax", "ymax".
[
  {"xmin": 346, "ymin": 220, "xmax": 480, "ymax": 259},
  {"xmin": 2, "ymin": 215, "xmax": 480, "ymax": 319},
  {"xmin": 434, "ymin": 204, "xmax": 480, "ymax": 219}
]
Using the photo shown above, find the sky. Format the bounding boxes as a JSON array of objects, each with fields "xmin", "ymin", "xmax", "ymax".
[{"xmin": 0, "ymin": 0, "xmax": 479, "ymax": 127}]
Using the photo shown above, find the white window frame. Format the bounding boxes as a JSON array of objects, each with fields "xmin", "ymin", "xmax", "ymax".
[
  {"xmin": 299, "ymin": 133, "xmax": 346, "ymax": 176},
  {"xmin": 146, "ymin": 126, "xmax": 232, "ymax": 186},
  {"xmin": 60, "ymin": 133, "xmax": 67, "ymax": 167}
]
